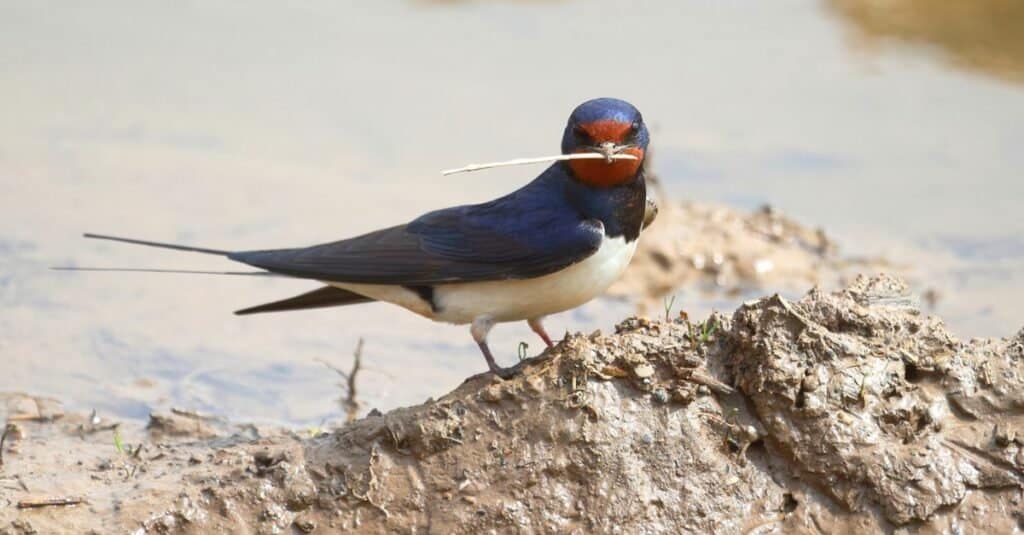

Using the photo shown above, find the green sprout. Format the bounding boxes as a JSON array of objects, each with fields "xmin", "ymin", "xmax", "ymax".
[
  {"xmin": 663, "ymin": 294, "xmax": 677, "ymax": 323},
  {"xmin": 701, "ymin": 318, "xmax": 718, "ymax": 343},
  {"xmin": 688, "ymin": 317, "xmax": 719, "ymax": 345},
  {"xmin": 113, "ymin": 428, "xmax": 125, "ymax": 454}
]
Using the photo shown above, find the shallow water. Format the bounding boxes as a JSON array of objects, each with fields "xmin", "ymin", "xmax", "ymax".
[{"xmin": 2, "ymin": 1, "xmax": 1022, "ymax": 425}]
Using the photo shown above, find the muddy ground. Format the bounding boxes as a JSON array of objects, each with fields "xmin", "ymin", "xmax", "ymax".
[{"xmin": 3, "ymin": 273, "xmax": 1023, "ymax": 534}]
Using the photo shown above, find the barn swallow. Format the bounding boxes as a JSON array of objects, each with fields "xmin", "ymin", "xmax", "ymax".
[{"xmin": 69, "ymin": 98, "xmax": 652, "ymax": 379}]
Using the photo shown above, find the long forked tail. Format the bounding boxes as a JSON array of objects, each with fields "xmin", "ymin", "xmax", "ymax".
[
  {"xmin": 52, "ymin": 267, "xmax": 280, "ymax": 276},
  {"xmin": 52, "ymin": 233, "xmax": 280, "ymax": 277},
  {"xmin": 60, "ymin": 233, "xmax": 377, "ymax": 312},
  {"xmin": 235, "ymin": 286, "xmax": 373, "ymax": 315},
  {"xmin": 83, "ymin": 233, "xmax": 231, "ymax": 255}
]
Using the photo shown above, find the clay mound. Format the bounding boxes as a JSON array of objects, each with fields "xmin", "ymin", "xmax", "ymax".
[
  {"xmin": 3, "ymin": 275, "xmax": 1023, "ymax": 534},
  {"xmin": 610, "ymin": 201, "xmax": 897, "ymax": 312},
  {"xmin": 730, "ymin": 275, "xmax": 1024, "ymax": 530}
]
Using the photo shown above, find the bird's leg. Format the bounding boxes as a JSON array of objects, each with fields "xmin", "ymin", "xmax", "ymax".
[
  {"xmin": 471, "ymin": 316, "xmax": 519, "ymax": 380},
  {"xmin": 527, "ymin": 317, "xmax": 554, "ymax": 349}
]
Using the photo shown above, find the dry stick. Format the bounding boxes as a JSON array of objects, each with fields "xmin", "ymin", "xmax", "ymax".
[
  {"xmin": 441, "ymin": 152, "xmax": 638, "ymax": 176},
  {"xmin": 686, "ymin": 370, "xmax": 736, "ymax": 396},
  {"xmin": 17, "ymin": 497, "xmax": 86, "ymax": 509},
  {"xmin": 345, "ymin": 339, "xmax": 364, "ymax": 423},
  {"xmin": 0, "ymin": 424, "xmax": 12, "ymax": 468},
  {"xmin": 316, "ymin": 338, "xmax": 364, "ymax": 423}
]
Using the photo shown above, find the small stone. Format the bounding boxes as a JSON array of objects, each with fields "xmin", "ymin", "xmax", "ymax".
[
  {"xmin": 633, "ymin": 364, "xmax": 655, "ymax": 379},
  {"xmin": 995, "ymin": 424, "xmax": 1016, "ymax": 448},
  {"xmin": 601, "ymin": 365, "xmax": 628, "ymax": 378},
  {"xmin": 147, "ymin": 412, "xmax": 219, "ymax": 440},
  {"xmin": 293, "ymin": 518, "xmax": 316, "ymax": 533},
  {"xmin": 479, "ymin": 386, "xmax": 504, "ymax": 403},
  {"xmin": 673, "ymin": 386, "xmax": 697, "ymax": 405}
]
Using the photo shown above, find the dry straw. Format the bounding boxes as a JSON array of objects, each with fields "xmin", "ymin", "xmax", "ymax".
[{"xmin": 442, "ymin": 152, "xmax": 638, "ymax": 176}]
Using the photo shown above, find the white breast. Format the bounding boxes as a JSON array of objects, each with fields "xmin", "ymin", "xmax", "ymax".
[{"xmin": 330, "ymin": 235, "xmax": 637, "ymax": 325}]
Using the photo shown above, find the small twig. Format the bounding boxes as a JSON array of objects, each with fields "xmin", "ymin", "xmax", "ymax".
[
  {"xmin": 686, "ymin": 370, "xmax": 736, "ymax": 395},
  {"xmin": 0, "ymin": 423, "xmax": 14, "ymax": 467},
  {"xmin": 77, "ymin": 422, "xmax": 119, "ymax": 438},
  {"xmin": 316, "ymin": 358, "xmax": 352, "ymax": 381},
  {"xmin": 17, "ymin": 496, "xmax": 85, "ymax": 509},
  {"xmin": 316, "ymin": 339, "xmax": 365, "ymax": 422},
  {"xmin": 170, "ymin": 408, "xmax": 223, "ymax": 422},
  {"xmin": 345, "ymin": 339, "xmax": 363, "ymax": 422},
  {"xmin": 442, "ymin": 152, "xmax": 638, "ymax": 176}
]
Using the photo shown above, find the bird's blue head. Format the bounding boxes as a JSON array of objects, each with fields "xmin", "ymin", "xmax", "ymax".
[{"xmin": 560, "ymin": 98, "xmax": 649, "ymax": 188}]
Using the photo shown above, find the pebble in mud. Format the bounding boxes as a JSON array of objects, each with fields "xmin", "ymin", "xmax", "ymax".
[
  {"xmin": 293, "ymin": 518, "xmax": 316, "ymax": 533},
  {"xmin": 994, "ymin": 424, "xmax": 1017, "ymax": 448}
]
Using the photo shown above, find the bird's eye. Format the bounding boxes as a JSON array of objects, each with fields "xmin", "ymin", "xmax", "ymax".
[{"xmin": 629, "ymin": 122, "xmax": 641, "ymax": 136}]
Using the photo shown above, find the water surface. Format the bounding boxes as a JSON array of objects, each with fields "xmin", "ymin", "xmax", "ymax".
[{"xmin": 2, "ymin": 1, "xmax": 1021, "ymax": 424}]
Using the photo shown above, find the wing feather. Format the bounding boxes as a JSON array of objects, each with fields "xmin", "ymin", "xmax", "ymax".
[{"xmin": 229, "ymin": 175, "xmax": 603, "ymax": 284}]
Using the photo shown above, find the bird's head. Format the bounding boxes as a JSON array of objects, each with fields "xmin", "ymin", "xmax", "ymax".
[{"xmin": 561, "ymin": 98, "xmax": 649, "ymax": 188}]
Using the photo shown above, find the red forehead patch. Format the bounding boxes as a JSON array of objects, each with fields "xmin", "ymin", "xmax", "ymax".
[{"xmin": 579, "ymin": 120, "xmax": 633, "ymax": 143}]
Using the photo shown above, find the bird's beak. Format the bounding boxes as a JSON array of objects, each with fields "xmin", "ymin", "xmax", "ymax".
[{"xmin": 594, "ymin": 141, "xmax": 629, "ymax": 163}]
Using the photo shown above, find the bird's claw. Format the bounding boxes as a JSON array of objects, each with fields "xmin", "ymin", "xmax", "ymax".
[{"xmin": 490, "ymin": 361, "xmax": 522, "ymax": 380}]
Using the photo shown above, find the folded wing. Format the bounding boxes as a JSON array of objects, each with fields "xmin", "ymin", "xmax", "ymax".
[{"xmin": 229, "ymin": 190, "xmax": 603, "ymax": 285}]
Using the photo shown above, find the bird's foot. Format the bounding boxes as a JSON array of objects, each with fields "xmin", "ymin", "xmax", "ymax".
[
  {"xmin": 527, "ymin": 318, "xmax": 555, "ymax": 349},
  {"xmin": 463, "ymin": 361, "xmax": 523, "ymax": 383},
  {"xmin": 489, "ymin": 361, "xmax": 523, "ymax": 380},
  {"xmin": 478, "ymin": 341, "xmax": 524, "ymax": 380}
]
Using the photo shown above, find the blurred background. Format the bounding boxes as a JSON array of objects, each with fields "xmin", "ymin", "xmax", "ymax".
[{"xmin": 1, "ymin": 0, "xmax": 1022, "ymax": 425}]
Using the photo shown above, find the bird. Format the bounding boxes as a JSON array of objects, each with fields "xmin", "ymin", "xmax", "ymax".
[{"xmin": 67, "ymin": 97, "xmax": 654, "ymax": 379}]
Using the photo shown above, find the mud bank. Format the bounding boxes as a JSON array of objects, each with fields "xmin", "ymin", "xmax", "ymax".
[
  {"xmin": 610, "ymin": 199, "xmax": 898, "ymax": 312},
  {"xmin": 3, "ymin": 275, "xmax": 1023, "ymax": 534}
]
